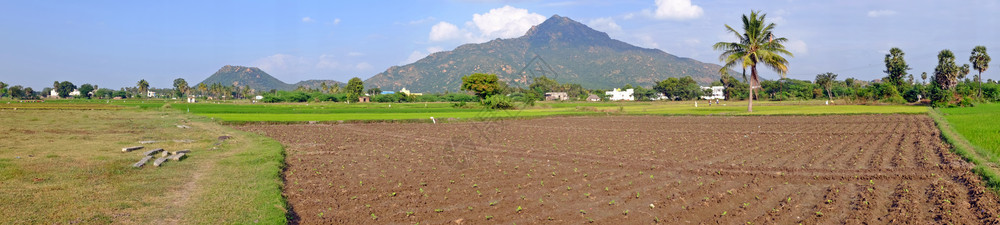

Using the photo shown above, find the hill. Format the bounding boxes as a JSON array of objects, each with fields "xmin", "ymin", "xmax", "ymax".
[
  {"xmin": 199, "ymin": 65, "xmax": 294, "ymax": 91},
  {"xmin": 366, "ymin": 15, "xmax": 732, "ymax": 93},
  {"xmin": 292, "ymin": 80, "xmax": 343, "ymax": 90}
]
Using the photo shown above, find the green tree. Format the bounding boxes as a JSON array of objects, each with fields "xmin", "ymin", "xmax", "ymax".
[
  {"xmin": 23, "ymin": 87, "xmax": 34, "ymax": 99},
  {"xmin": 137, "ymin": 79, "xmax": 150, "ymax": 98},
  {"xmin": 78, "ymin": 84, "xmax": 95, "ymax": 99},
  {"xmin": 56, "ymin": 81, "xmax": 76, "ymax": 98},
  {"xmin": 883, "ymin": 47, "xmax": 911, "ymax": 87},
  {"xmin": 9, "ymin": 85, "xmax": 23, "ymax": 99},
  {"xmin": 921, "ymin": 72, "xmax": 928, "ymax": 84},
  {"xmin": 934, "ymin": 49, "xmax": 970, "ymax": 90},
  {"xmin": 0, "ymin": 81, "xmax": 8, "ymax": 98},
  {"xmin": 814, "ymin": 72, "xmax": 838, "ymax": 101},
  {"xmin": 970, "ymin": 46, "xmax": 990, "ymax": 98},
  {"xmin": 713, "ymin": 10, "xmax": 794, "ymax": 112},
  {"xmin": 654, "ymin": 76, "xmax": 701, "ymax": 100},
  {"xmin": 460, "ymin": 73, "xmax": 502, "ymax": 99},
  {"xmin": 173, "ymin": 78, "xmax": 190, "ymax": 97},
  {"xmin": 345, "ymin": 77, "xmax": 364, "ymax": 102}
]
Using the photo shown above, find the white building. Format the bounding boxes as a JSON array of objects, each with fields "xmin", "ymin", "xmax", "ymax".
[
  {"xmin": 49, "ymin": 89, "xmax": 81, "ymax": 98},
  {"xmin": 700, "ymin": 86, "xmax": 725, "ymax": 100},
  {"xmin": 400, "ymin": 87, "xmax": 422, "ymax": 96},
  {"xmin": 147, "ymin": 91, "xmax": 157, "ymax": 98},
  {"xmin": 605, "ymin": 88, "xmax": 634, "ymax": 101}
]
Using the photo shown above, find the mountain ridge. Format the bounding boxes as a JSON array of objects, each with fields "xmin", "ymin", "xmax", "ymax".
[{"xmin": 366, "ymin": 14, "xmax": 731, "ymax": 93}]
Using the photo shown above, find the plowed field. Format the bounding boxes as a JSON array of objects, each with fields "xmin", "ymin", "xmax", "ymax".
[{"xmin": 237, "ymin": 115, "xmax": 1000, "ymax": 224}]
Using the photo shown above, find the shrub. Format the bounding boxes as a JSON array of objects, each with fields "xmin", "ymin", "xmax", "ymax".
[{"xmin": 481, "ymin": 95, "xmax": 515, "ymax": 110}]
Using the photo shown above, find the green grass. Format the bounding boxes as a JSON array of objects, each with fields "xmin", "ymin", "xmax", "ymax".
[
  {"xmin": 0, "ymin": 104, "xmax": 286, "ymax": 223},
  {"xmin": 935, "ymin": 103, "xmax": 1000, "ymax": 190},
  {"xmin": 175, "ymin": 100, "xmax": 928, "ymax": 122},
  {"xmin": 940, "ymin": 103, "xmax": 1000, "ymax": 159}
]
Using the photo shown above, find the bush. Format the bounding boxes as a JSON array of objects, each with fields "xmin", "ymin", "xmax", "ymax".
[
  {"xmin": 481, "ymin": 95, "xmax": 515, "ymax": 110},
  {"xmin": 285, "ymin": 92, "xmax": 309, "ymax": 102},
  {"xmin": 261, "ymin": 95, "xmax": 282, "ymax": 103}
]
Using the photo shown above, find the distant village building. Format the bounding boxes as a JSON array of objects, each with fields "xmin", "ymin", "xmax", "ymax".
[
  {"xmin": 380, "ymin": 91, "xmax": 395, "ymax": 95},
  {"xmin": 650, "ymin": 93, "xmax": 668, "ymax": 101},
  {"xmin": 255, "ymin": 95, "xmax": 264, "ymax": 100},
  {"xmin": 187, "ymin": 96, "xmax": 197, "ymax": 103},
  {"xmin": 49, "ymin": 89, "xmax": 82, "ymax": 98},
  {"xmin": 358, "ymin": 96, "xmax": 370, "ymax": 103},
  {"xmin": 605, "ymin": 88, "xmax": 634, "ymax": 101},
  {"xmin": 700, "ymin": 86, "xmax": 725, "ymax": 100},
  {"xmin": 400, "ymin": 88, "xmax": 422, "ymax": 96},
  {"xmin": 544, "ymin": 92, "xmax": 569, "ymax": 101},
  {"xmin": 147, "ymin": 91, "xmax": 157, "ymax": 98},
  {"xmin": 586, "ymin": 94, "xmax": 601, "ymax": 102}
]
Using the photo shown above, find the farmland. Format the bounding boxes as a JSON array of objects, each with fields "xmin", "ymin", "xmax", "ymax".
[
  {"xmin": 238, "ymin": 114, "xmax": 999, "ymax": 224},
  {"xmin": 171, "ymin": 100, "xmax": 927, "ymax": 122}
]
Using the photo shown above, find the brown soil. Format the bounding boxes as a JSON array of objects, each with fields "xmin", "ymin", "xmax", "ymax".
[{"xmin": 237, "ymin": 115, "xmax": 1000, "ymax": 224}]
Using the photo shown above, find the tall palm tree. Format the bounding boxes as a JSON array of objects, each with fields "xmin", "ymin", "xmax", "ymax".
[
  {"xmin": 969, "ymin": 46, "xmax": 990, "ymax": 98},
  {"xmin": 137, "ymin": 79, "xmax": 149, "ymax": 98},
  {"xmin": 713, "ymin": 11, "xmax": 793, "ymax": 112},
  {"xmin": 198, "ymin": 83, "xmax": 207, "ymax": 96}
]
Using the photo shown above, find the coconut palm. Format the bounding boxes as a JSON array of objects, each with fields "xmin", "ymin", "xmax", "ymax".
[
  {"xmin": 713, "ymin": 11, "xmax": 793, "ymax": 112},
  {"xmin": 137, "ymin": 79, "xmax": 149, "ymax": 98},
  {"xmin": 969, "ymin": 46, "xmax": 990, "ymax": 98},
  {"xmin": 814, "ymin": 72, "xmax": 837, "ymax": 101}
]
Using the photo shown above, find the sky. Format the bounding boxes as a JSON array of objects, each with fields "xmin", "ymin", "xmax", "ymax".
[{"xmin": 1, "ymin": 0, "xmax": 998, "ymax": 90}]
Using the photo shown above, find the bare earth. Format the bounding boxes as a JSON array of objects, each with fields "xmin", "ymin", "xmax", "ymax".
[{"xmin": 238, "ymin": 115, "xmax": 1000, "ymax": 224}]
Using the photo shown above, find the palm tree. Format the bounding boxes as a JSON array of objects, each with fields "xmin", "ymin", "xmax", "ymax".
[
  {"xmin": 713, "ymin": 10, "xmax": 793, "ymax": 112},
  {"xmin": 137, "ymin": 79, "xmax": 149, "ymax": 98},
  {"xmin": 198, "ymin": 83, "xmax": 207, "ymax": 96},
  {"xmin": 815, "ymin": 72, "xmax": 837, "ymax": 101},
  {"xmin": 970, "ymin": 46, "xmax": 990, "ymax": 98}
]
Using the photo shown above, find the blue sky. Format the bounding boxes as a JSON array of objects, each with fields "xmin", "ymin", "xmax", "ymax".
[{"xmin": 1, "ymin": 0, "xmax": 998, "ymax": 89}]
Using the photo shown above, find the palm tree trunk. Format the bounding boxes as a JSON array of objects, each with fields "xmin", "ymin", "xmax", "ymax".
[{"xmin": 748, "ymin": 65, "xmax": 757, "ymax": 112}]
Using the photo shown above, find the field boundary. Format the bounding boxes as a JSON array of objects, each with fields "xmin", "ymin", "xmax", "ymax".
[{"xmin": 928, "ymin": 108, "xmax": 1000, "ymax": 191}]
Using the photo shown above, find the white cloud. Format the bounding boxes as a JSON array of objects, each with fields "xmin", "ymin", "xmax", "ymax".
[
  {"xmin": 471, "ymin": 5, "xmax": 546, "ymax": 39},
  {"xmin": 587, "ymin": 17, "xmax": 622, "ymax": 33},
  {"xmin": 635, "ymin": 34, "xmax": 660, "ymax": 49},
  {"xmin": 316, "ymin": 54, "xmax": 340, "ymax": 69},
  {"xmin": 867, "ymin": 10, "xmax": 897, "ymax": 17},
  {"xmin": 427, "ymin": 46, "xmax": 444, "ymax": 54},
  {"xmin": 301, "ymin": 17, "xmax": 314, "ymax": 23},
  {"xmin": 428, "ymin": 5, "xmax": 545, "ymax": 43},
  {"xmin": 429, "ymin": 21, "xmax": 462, "ymax": 42},
  {"xmin": 408, "ymin": 17, "xmax": 436, "ymax": 25},
  {"xmin": 402, "ymin": 47, "xmax": 447, "ymax": 64},
  {"xmin": 683, "ymin": 38, "xmax": 701, "ymax": 46},
  {"xmin": 333, "ymin": 18, "xmax": 342, "ymax": 25},
  {"xmin": 355, "ymin": 62, "xmax": 372, "ymax": 70},
  {"xmin": 786, "ymin": 39, "xmax": 808, "ymax": 55},
  {"xmin": 403, "ymin": 51, "xmax": 426, "ymax": 64},
  {"xmin": 646, "ymin": 0, "xmax": 704, "ymax": 20}
]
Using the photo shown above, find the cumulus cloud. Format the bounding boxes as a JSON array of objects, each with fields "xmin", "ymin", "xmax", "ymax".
[
  {"xmin": 429, "ymin": 21, "xmax": 462, "ymax": 42},
  {"xmin": 471, "ymin": 5, "xmax": 546, "ymax": 39},
  {"xmin": 302, "ymin": 17, "xmax": 314, "ymax": 23},
  {"xmin": 333, "ymin": 18, "xmax": 342, "ymax": 25},
  {"xmin": 428, "ymin": 5, "xmax": 545, "ymax": 43},
  {"xmin": 587, "ymin": 17, "xmax": 622, "ymax": 33},
  {"xmin": 867, "ymin": 10, "xmax": 897, "ymax": 17},
  {"xmin": 646, "ymin": 0, "xmax": 704, "ymax": 20},
  {"xmin": 786, "ymin": 39, "xmax": 808, "ymax": 55}
]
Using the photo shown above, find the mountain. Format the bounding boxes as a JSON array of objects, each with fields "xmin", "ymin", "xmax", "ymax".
[
  {"xmin": 366, "ymin": 15, "xmax": 732, "ymax": 93},
  {"xmin": 199, "ymin": 65, "xmax": 293, "ymax": 91},
  {"xmin": 293, "ymin": 80, "xmax": 343, "ymax": 89}
]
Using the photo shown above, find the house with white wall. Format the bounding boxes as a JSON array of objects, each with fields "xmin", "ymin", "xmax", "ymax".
[
  {"xmin": 605, "ymin": 88, "xmax": 634, "ymax": 101},
  {"xmin": 700, "ymin": 86, "xmax": 725, "ymax": 100}
]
